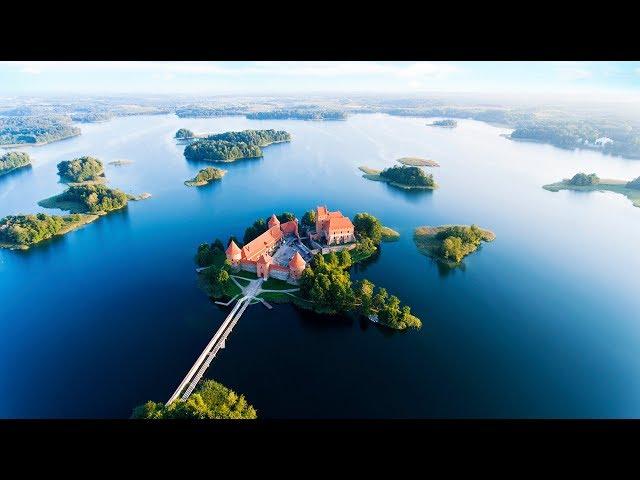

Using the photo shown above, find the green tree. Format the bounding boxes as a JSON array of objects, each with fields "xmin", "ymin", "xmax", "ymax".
[
  {"xmin": 353, "ymin": 213, "xmax": 383, "ymax": 245},
  {"xmin": 175, "ymin": 128, "xmax": 194, "ymax": 139},
  {"xmin": 301, "ymin": 210, "xmax": 316, "ymax": 227},
  {"xmin": 337, "ymin": 249, "xmax": 352, "ymax": 269},
  {"xmin": 131, "ymin": 380, "xmax": 257, "ymax": 419}
]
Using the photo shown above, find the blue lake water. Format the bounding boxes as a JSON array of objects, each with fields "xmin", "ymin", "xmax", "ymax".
[{"xmin": 2, "ymin": 113, "xmax": 640, "ymax": 418}]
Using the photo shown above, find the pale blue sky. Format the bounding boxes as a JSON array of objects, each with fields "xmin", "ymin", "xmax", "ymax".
[{"xmin": 1, "ymin": 61, "xmax": 638, "ymax": 98}]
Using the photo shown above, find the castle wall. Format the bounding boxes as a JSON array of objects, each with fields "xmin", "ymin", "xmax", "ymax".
[
  {"xmin": 240, "ymin": 262, "xmax": 257, "ymax": 273},
  {"xmin": 269, "ymin": 268, "xmax": 289, "ymax": 281}
]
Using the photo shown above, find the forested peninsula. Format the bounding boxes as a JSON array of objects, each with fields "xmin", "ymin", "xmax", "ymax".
[
  {"xmin": 0, "ymin": 213, "xmax": 98, "ymax": 250},
  {"xmin": 0, "ymin": 116, "xmax": 80, "ymax": 146},
  {"xmin": 0, "ymin": 151, "xmax": 31, "ymax": 176},
  {"xmin": 543, "ymin": 172, "xmax": 640, "ymax": 208}
]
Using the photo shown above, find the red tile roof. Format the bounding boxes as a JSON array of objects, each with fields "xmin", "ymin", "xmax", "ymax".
[
  {"xmin": 226, "ymin": 240, "xmax": 242, "ymax": 256},
  {"xmin": 289, "ymin": 251, "xmax": 306, "ymax": 269},
  {"xmin": 242, "ymin": 225, "xmax": 283, "ymax": 260},
  {"xmin": 327, "ymin": 216, "xmax": 354, "ymax": 232}
]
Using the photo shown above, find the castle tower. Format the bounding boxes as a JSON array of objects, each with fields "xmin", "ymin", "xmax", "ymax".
[
  {"xmin": 267, "ymin": 214, "xmax": 280, "ymax": 229},
  {"xmin": 225, "ymin": 240, "xmax": 242, "ymax": 266},
  {"xmin": 256, "ymin": 253, "xmax": 273, "ymax": 279},
  {"xmin": 288, "ymin": 251, "xmax": 306, "ymax": 280}
]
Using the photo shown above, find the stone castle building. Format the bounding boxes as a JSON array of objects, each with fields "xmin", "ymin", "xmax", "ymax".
[
  {"xmin": 225, "ymin": 214, "xmax": 306, "ymax": 281},
  {"xmin": 313, "ymin": 205, "xmax": 355, "ymax": 245}
]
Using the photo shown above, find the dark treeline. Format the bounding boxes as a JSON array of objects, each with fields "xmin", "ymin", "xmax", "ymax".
[{"xmin": 246, "ymin": 109, "xmax": 347, "ymax": 120}]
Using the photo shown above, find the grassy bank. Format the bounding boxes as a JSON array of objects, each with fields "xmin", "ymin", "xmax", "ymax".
[
  {"xmin": 381, "ymin": 226, "xmax": 400, "ymax": 241},
  {"xmin": 396, "ymin": 157, "xmax": 440, "ymax": 167},
  {"xmin": 543, "ymin": 179, "xmax": 640, "ymax": 208}
]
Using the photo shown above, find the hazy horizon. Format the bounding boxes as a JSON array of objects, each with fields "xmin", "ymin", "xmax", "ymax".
[{"xmin": 1, "ymin": 61, "xmax": 639, "ymax": 102}]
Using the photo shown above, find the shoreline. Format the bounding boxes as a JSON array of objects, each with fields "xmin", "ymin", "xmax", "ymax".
[
  {"xmin": 543, "ymin": 179, "xmax": 640, "ymax": 208},
  {"xmin": 0, "ymin": 214, "xmax": 99, "ymax": 250},
  {"xmin": 0, "ymin": 131, "xmax": 82, "ymax": 149}
]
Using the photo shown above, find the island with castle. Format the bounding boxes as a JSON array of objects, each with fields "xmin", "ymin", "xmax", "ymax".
[{"xmin": 195, "ymin": 204, "xmax": 421, "ymax": 331}]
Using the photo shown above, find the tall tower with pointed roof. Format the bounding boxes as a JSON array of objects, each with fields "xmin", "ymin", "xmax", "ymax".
[
  {"xmin": 267, "ymin": 214, "xmax": 280, "ymax": 229},
  {"xmin": 225, "ymin": 240, "xmax": 242, "ymax": 266}
]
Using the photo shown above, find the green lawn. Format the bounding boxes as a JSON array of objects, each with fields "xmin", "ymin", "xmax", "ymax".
[
  {"xmin": 261, "ymin": 276, "xmax": 294, "ymax": 290},
  {"xmin": 232, "ymin": 269, "xmax": 258, "ymax": 280}
]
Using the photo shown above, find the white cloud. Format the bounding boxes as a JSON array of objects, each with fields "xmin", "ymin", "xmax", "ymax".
[{"xmin": 554, "ymin": 65, "xmax": 592, "ymax": 81}]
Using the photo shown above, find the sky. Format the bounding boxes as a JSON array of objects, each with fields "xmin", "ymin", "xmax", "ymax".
[{"xmin": 0, "ymin": 61, "xmax": 639, "ymax": 99}]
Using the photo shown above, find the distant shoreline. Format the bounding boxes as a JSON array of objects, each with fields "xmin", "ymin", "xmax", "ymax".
[
  {"xmin": 0, "ymin": 131, "xmax": 81, "ymax": 149},
  {"xmin": 543, "ymin": 179, "xmax": 640, "ymax": 208}
]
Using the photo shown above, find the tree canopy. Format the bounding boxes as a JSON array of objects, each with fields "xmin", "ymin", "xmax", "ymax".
[
  {"xmin": 57, "ymin": 184, "xmax": 128, "ymax": 213},
  {"xmin": 627, "ymin": 176, "xmax": 640, "ymax": 190},
  {"xmin": 568, "ymin": 172, "xmax": 600, "ymax": 186},
  {"xmin": 184, "ymin": 129, "xmax": 290, "ymax": 163},
  {"xmin": 0, "ymin": 151, "xmax": 31, "ymax": 175},
  {"xmin": 0, "ymin": 115, "xmax": 80, "ymax": 145},
  {"xmin": 175, "ymin": 128, "xmax": 194, "ymax": 139},
  {"xmin": 299, "ymin": 252, "xmax": 421, "ymax": 330},
  {"xmin": 379, "ymin": 165, "xmax": 435, "ymax": 188},
  {"xmin": 131, "ymin": 380, "xmax": 257, "ymax": 419},
  {"xmin": 301, "ymin": 210, "xmax": 316, "ymax": 226},
  {"xmin": 57, "ymin": 156, "xmax": 105, "ymax": 183},
  {"xmin": 0, "ymin": 213, "xmax": 87, "ymax": 247}
]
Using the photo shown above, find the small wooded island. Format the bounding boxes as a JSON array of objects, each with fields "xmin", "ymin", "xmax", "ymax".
[
  {"xmin": 543, "ymin": 172, "xmax": 640, "ymax": 208},
  {"xmin": 413, "ymin": 225, "xmax": 495, "ymax": 266},
  {"xmin": 359, "ymin": 164, "xmax": 437, "ymax": 190},
  {"xmin": 428, "ymin": 119, "xmax": 457, "ymax": 128},
  {"xmin": 184, "ymin": 129, "xmax": 291, "ymax": 163},
  {"xmin": 185, "ymin": 167, "xmax": 227, "ymax": 187},
  {"xmin": 0, "ymin": 151, "xmax": 31, "ymax": 176},
  {"xmin": 175, "ymin": 128, "xmax": 194, "ymax": 139},
  {"xmin": 195, "ymin": 207, "xmax": 421, "ymax": 331},
  {"xmin": 57, "ymin": 156, "xmax": 105, "ymax": 184}
]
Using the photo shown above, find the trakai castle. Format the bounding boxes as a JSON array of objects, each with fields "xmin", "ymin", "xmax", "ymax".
[{"xmin": 225, "ymin": 205, "xmax": 355, "ymax": 283}]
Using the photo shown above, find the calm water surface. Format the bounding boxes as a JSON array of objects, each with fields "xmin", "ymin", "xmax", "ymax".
[{"xmin": 2, "ymin": 114, "xmax": 640, "ymax": 418}]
